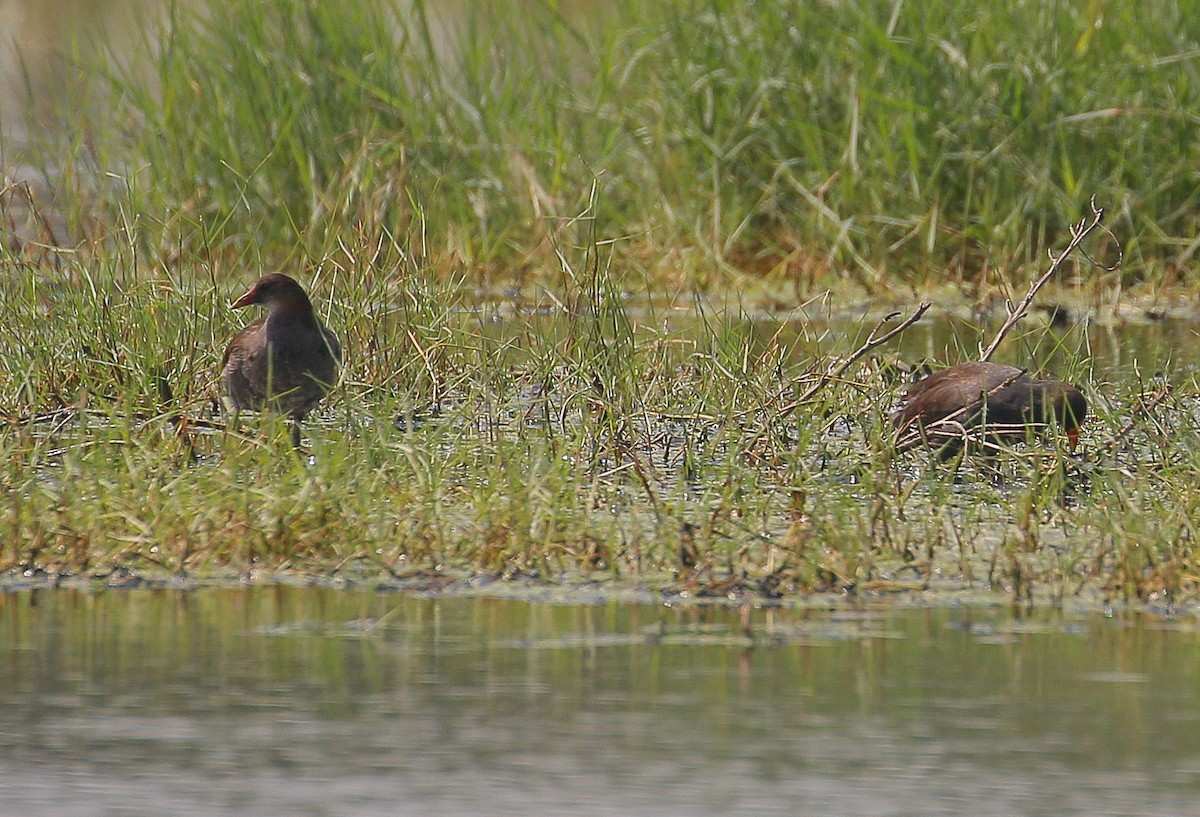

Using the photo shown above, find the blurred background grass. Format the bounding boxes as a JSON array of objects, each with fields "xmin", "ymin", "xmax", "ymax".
[{"xmin": 4, "ymin": 0, "xmax": 1191, "ymax": 292}]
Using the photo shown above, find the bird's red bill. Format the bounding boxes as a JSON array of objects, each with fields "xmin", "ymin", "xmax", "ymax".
[{"xmin": 231, "ymin": 286, "xmax": 258, "ymax": 309}]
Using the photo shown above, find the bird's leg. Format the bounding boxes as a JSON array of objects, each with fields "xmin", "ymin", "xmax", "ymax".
[{"xmin": 290, "ymin": 413, "xmax": 303, "ymax": 451}]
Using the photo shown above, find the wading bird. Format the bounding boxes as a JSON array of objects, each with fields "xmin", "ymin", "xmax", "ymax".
[
  {"xmin": 893, "ymin": 361, "xmax": 1086, "ymax": 456},
  {"xmin": 222, "ymin": 273, "xmax": 342, "ymax": 448}
]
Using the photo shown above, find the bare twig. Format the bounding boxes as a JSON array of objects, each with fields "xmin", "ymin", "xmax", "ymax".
[
  {"xmin": 979, "ymin": 197, "xmax": 1117, "ymax": 362},
  {"xmin": 777, "ymin": 301, "xmax": 931, "ymax": 417}
]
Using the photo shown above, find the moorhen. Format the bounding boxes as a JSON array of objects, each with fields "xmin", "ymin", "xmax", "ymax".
[
  {"xmin": 221, "ymin": 273, "xmax": 342, "ymax": 447},
  {"xmin": 893, "ymin": 361, "xmax": 1086, "ymax": 455}
]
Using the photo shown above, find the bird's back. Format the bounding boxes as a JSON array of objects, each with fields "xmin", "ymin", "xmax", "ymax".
[{"xmin": 894, "ymin": 362, "xmax": 1029, "ymax": 430}]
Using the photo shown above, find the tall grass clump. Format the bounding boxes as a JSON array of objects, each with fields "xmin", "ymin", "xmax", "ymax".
[
  {"xmin": 612, "ymin": 0, "xmax": 1197, "ymax": 283},
  {"xmin": 63, "ymin": 0, "xmax": 1200, "ymax": 290},
  {"xmin": 94, "ymin": 0, "xmax": 603, "ymax": 276}
]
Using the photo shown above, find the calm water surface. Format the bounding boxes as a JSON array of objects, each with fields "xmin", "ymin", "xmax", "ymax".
[{"xmin": 2, "ymin": 587, "xmax": 1199, "ymax": 816}]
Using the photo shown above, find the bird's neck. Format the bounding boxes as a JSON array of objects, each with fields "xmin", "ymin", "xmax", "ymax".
[{"xmin": 265, "ymin": 301, "xmax": 321, "ymax": 333}]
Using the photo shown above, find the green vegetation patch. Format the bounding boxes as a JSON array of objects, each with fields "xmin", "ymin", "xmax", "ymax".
[
  {"xmin": 0, "ymin": 234, "xmax": 1196, "ymax": 609},
  {"xmin": 17, "ymin": 0, "xmax": 1194, "ymax": 289},
  {"xmin": 3, "ymin": 1, "xmax": 1200, "ymax": 609}
]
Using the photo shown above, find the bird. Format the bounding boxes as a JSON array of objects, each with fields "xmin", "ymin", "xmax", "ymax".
[
  {"xmin": 893, "ymin": 361, "xmax": 1086, "ymax": 456},
  {"xmin": 221, "ymin": 273, "xmax": 342, "ymax": 448}
]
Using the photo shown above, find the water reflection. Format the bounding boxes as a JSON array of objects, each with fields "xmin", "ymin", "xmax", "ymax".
[{"xmin": 1, "ymin": 587, "xmax": 1199, "ymax": 816}]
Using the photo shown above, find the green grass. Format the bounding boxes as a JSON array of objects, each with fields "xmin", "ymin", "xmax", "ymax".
[
  {"xmin": 16, "ymin": 0, "xmax": 1195, "ymax": 290},
  {"xmin": 1, "ymin": 223, "xmax": 1198, "ymax": 607},
  {"xmin": 4, "ymin": 0, "xmax": 1200, "ymax": 607}
]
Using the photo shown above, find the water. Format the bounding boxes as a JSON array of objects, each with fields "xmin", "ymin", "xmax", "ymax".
[{"xmin": 2, "ymin": 586, "xmax": 1199, "ymax": 816}]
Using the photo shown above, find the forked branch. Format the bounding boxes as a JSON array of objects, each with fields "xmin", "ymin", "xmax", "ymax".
[
  {"xmin": 978, "ymin": 197, "xmax": 1119, "ymax": 362},
  {"xmin": 778, "ymin": 301, "xmax": 931, "ymax": 417}
]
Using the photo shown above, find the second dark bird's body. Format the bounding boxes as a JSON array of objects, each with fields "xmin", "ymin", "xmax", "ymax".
[
  {"xmin": 222, "ymin": 273, "xmax": 341, "ymax": 442},
  {"xmin": 893, "ymin": 362, "xmax": 1086, "ymax": 454}
]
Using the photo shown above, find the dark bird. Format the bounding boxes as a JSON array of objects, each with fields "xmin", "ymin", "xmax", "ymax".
[
  {"xmin": 222, "ymin": 273, "xmax": 342, "ymax": 447},
  {"xmin": 893, "ymin": 361, "xmax": 1086, "ymax": 456}
]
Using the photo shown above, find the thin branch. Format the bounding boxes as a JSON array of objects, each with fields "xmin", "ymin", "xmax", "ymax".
[
  {"xmin": 778, "ymin": 301, "xmax": 931, "ymax": 417},
  {"xmin": 979, "ymin": 197, "xmax": 1116, "ymax": 362}
]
